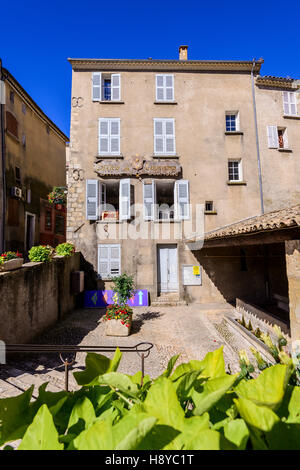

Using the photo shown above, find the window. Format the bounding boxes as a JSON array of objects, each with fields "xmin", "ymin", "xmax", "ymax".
[
  {"xmin": 283, "ymin": 91, "xmax": 297, "ymax": 116},
  {"xmin": 98, "ymin": 244, "xmax": 121, "ymax": 279},
  {"xmin": 92, "ymin": 72, "xmax": 121, "ymax": 101},
  {"xmin": 98, "ymin": 118, "xmax": 120, "ymax": 155},
  {"xmin": 26, "ymin": 188, "xmax": 31, "ymax": 204},
  {"xmin": 15, "ymin": 166, "xmax": 21, "ymax": 185},
  {"xmin": 228, "ymin": 160, "xmax": 242, "ymax": 182},
  {"xmin": 143, "ymin": 179, "xmax": 189, "ymax": 221},
  {"xmin": 205, "ymin": 201, "xmax": 214, "ymax": 212},
  {"xmin": 45, "ymin": 210, "xmax": 52, "ymax": 231},
  {"xmin": 154, "ymin": 118, "xmax": 176, "ymax": 155},
  {"xmin": 10, "ymin": 91, "xmax": 14, "ymax": 104},
  {"xmin": 55, "ymin": 215, "xmax": 65, "ymax": 235},
  {"xmin": 86, "ymin": 178, "xmax": 131, "ymax": 221},
  {"xmin": 156, "ymin": 75, "xmax": 174, "ymax": 101},
  {"xmin": 225, "ymin": 112, "xmax": 239, "ymax": 132},
  {"xmin": 22, "ymin": 103, "xmax": 26, "ymax": 115},
  {"xmin": 6, "ymin": 111, "xmax": 18, "ymax": 139},
  {"xmin": 267, "ymin": 126, "xmax": 288, "ymax": 149}
]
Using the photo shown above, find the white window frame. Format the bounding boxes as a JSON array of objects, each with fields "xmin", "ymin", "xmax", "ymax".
[
  {"xmin": 155, "ymin": 74, "xmax": 174, "ymax": 102},
  {"xmin": 228, "ymin": 159, "xmax": 243, "ymax": 182},
  {"xmin": 97, "ymin": 244, "xmax": 121, "ymax": 279},
  {"xmin": 98, "ymin": 118, "xmax": 121, "ymax": 155},
  {"xmin": 225, "ymin": 111, "xmax": 240, "ymax": 132},
  {"xmin": 153, "ymin": 118, "xmax": 176, "ymax": 156},
  {"xmin": 282, "ymin": 91, "xmax": 297, "ymax": 116}
]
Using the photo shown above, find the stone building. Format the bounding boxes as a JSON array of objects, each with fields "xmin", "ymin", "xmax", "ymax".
[
  {"xmin": 0, "ymin": 65, "xmax": 68, "ymax": 254},
  {"xmin": 67, "ymin": 46, "xmax": 300, "ymax": 336}
]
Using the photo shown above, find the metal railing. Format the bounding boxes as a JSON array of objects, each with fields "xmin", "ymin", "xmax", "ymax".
[{"xmin": 5, "ymin": 342, "xmax": 154, "ymax": 391}]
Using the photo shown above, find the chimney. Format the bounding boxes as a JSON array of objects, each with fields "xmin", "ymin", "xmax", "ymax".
[{"xmin": 179, "ymin": 45, "xmax": 188, "ymax": 61}]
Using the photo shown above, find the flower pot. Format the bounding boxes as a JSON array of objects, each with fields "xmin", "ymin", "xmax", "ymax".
[
  {"xmin": 105, "ymin": 319, "xmax": 132, "ymax": 336},
  {"xmin": 0, "ymin": 258, "xmax": 24, "ymax": 272}
]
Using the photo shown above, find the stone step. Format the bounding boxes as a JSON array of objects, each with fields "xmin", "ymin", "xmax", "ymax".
[{"xmin": 151, "ymin": 295, "xmax": 187, "ymax": 307}]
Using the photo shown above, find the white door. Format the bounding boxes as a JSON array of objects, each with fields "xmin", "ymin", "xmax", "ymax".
[{"xmin": 157, "ymin": 245, "xmax": 178, "ymax": 293}]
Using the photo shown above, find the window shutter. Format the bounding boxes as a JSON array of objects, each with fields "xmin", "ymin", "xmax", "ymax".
[
  {"xmin": 283, "ymin": 91, "xmax": 297, "ymax": 116},
  {"xmin": 119, "ymin": 179, "xmax": 131, "ymax": 220},
  {"xmin": 99, "ymin": 119, "xmax": 109, "ymax": 154},
  {"xmin": 165, "ymin": 120, "xmax": 175, "ymax": 154},
  {"xmin": 283, "ymin": 129, "xmax": 289, "ymax": 149},
  {"xmin": 143, "ymin": 180, "xmax": 156, "ymax": 220},
  {"xmin": 154, "ymin": 120, "xmax": 164, "ymax": 154},
  {"xmin": 175, "ymin": 180, "xmax": 189, "ymax": 220},
  {"xmin": 86, "ymin": 179, "xmax": 99, "ymax": 220},
  {"xmin": 111, "ymin": 74, "xmax": 121, "ymax": 101},
  {"xmin": 110, "ymin": 119, "xmax": 120, "ymax": 155},
  {"xmin": 267, "ymin": 126, "xmax": 278, "ymax": 148},
  {"xmin": 92, "ymin": 72, "xmax": 102, "ymax": 101},
  {"xmin": 165, "ymin": 75, "xmax": 174, "ymax": 101},
  {"xmin": 98, "ymin": 245, "xmax": 110, "ymax": 279},
  {"xmin": 156, "ymin": 75, "xmax": 164, "ymax": 101},
  {"xmin": 283, "ymin": 92, "xmax": 290, "ymax": 115},
  {"xmin": 110, "ymin": 244, "xmax": 121, "ymax": 277}
]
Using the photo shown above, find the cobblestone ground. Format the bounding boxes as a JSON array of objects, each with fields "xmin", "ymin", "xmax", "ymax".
[{"xmin": 0, "ymin": 304, "xmax": 255, "ymax": 398}]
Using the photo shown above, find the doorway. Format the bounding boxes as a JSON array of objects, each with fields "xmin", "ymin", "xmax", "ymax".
[
  {"xmin": 157, "ymin": 244, "xmax": 178, "ymax": 293},
  {"xmin": 25, "ymin": 212, "xmax": 35, "ymax": 253}
]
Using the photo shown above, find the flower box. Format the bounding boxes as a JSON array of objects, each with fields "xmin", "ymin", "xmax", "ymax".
[
  {"xmin": 105, "ymin": 318, "xmax": 132, "ymax": 336},
  {"xmin": 0, "ymin": 258, "xmax": 24, "ymax": 272}
]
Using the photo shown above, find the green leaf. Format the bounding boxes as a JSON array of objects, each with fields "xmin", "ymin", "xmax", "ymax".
[
  {"xmin": 184, "ymin": 429, "xmax": 222, "ymax": 450},
  {"xmin": 67, "ymin": 397, "xmax": 96, "ymax": 434},
  {"xmin": 266, "ymin": 421, "xmax": 300, "ymax": 450},
  {"xmin": 159, "ymin": 355, "xmax": 180, "ymax": 378},
  {"xmin": 171, "ymin": 347, "xmax": 225, "ymax": 382},
  {"xmin": 235, "ymin": 364, "xmax": 289, "ymax": 409},
  {"xmin": 115, "ymin": 417, "xmax": 157, "ymax": 450},
  {"xmin": 18, "ymin": 404, "xmax": 63, "ymax": 450},
  {"xmin": 223, "ymin": 419, "xmax": 249, "ymax": 449},
  {"xmin": 73, "ymin": 348, "xmax": 122, "ymax": 386},
  {"xmin": 95, "ymin": 372, "xmax": 139, "ymax": 398},
  {"xmin": 234, "ymin": 397, "xmax": 280, "ymax": 432},
  {"xmin": 175, "ymin": 370, "xmax": 203, "ymax": 402},
  {"xmin": 192, "ymin": 374, "xmax": 238, "ymax": 416}
]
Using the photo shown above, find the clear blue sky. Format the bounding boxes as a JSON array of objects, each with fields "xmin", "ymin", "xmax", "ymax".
[{"xmin": 2, "ymin": 0, "xmax": 299, "ymax": 138}]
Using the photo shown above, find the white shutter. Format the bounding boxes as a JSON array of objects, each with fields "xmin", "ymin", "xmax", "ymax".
[
  {"xmin": 143, "ymin": 180, "xmax": 156, "ymax": 220},
  {"xmin": 283, "ymin": 91, "xmax": 297, "ymax": 116},
  {"xmin": 175, "ymin": 180, "xmax": 189, "ymax": 220},
  {"xmin": 156, "ymin": 75, "xmax": 164, "ymax": 101},
  {"xmin": 110, "ymin": 244, "xmax": 121, "ymax": 277},
  {"xmin": 165, "ymin": 75, "xmax": 174, "ymax": 101},
  {"xmin": 283, "ymin": 92, "xmax": 290, "ymax": 115},
  {"xmin": 165, "ymin": 119, "xmax": 175, "ymax": 154},
  {"xmin": 98, "ymin": 245, "xmax": 110, "ymax": 279},
  {"xmin": 92, "ymin": 72, "xmax": 102, "ymax": 101},
  {"xmin": 267, "ymin": 126, "xmax": 279, "ymax": 148},
  {"xmin": 86, "ymin": 179, "xmax": 98, "ymax": 220},
  {"xmin": 283, "ymin": 129, "xmax": 289, "ymax": 149},
  {"xmin": 154, "ymin": 119, "xmax": 164, "ymax": 154},
  {"xmin": 111, "ymin": 74, "xmax": 121, "ymax": 101},
  {"xmin": 110, "ymin": 119, "xmax": 120, "ymax": 155},
  {"xmin": 156, "ymin": 74, "xmax": 174, "ymax": 101},
  {"xmin": 119, "ymin": 179, "xmax": 131, "ymax": 220},
  {"xmin": 99, "ymin": 119, "xmax": 109, "ymax": 154}
]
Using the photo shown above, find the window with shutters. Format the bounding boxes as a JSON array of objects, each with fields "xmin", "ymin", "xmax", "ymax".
[
  {"xmin": 98, "ymin": 118, "xmax": 120, "ymax": 155},
  {"xmin": 92, "ymin": 72, "xmax": 121, "ymax": 102},
  {"xmin": 153, "ymin": 118, "xmax": 176, "ymax": 155},
  {"xmin": 156, "ymin": 75, "xmax": 174, "ymax": 102},
  {"xmin": 225, "ymin": 111, "xmax": 240, "ymax": 132},
  {"xmin": 86, "ymin": 179, "xmax": 131, "ymax": 221},
  {"xmin": 98, "ymin": 244, "xmax": 121, "ymax": 279},
  {"xmin": 143, "ymin": 179, "xmax": 189, "ymax": 221},
  {"xmin": 283, "ymin": 91, "xmax": 297, "ymax": 116},
  {"xmin": 228, "ymin": 160, "xmax": 242, "ymax": 182},
  {"xmin": 267, "ymin": 126, "xmax": 289, "ymax": 149}
]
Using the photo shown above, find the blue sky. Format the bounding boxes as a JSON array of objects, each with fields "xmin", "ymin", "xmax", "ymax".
[{"xmin": 2, "ymin": 0, "xmax": 299, "ymax": 137}]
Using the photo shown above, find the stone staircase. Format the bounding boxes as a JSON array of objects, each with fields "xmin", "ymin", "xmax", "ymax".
[{"xmin": 151, "ymin": 293, "xmax": 187, "ymax": 307}]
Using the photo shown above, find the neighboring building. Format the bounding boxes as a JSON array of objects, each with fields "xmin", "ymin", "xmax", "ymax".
[
  {"xmin": 0, "ymin": 65, "xmax": 68, "ymax": 254},
  {"xmin": 67, "ymin": 46, "xmax": 300, "ymax": 335}
]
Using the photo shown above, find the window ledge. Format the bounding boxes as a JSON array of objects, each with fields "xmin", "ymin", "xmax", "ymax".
[
  {"xmin": 205, "ymin": 211, "xmax": 218, "ymax": 215},
  {"xmin": 95, "ymin": 155, "xmax": 124, "ymax": 159},
  {"xmin": 6, "ymin": 130, "xmax": 19, "ymax": 142},
  {"xmin": 97, "ymin": 101, "xmax": 125, "ymax": 104},
  {"xmin": 278, "ymin": 148, "xmax": 292, "ymax": 153},
  {"xmin": 96, "ymin": 220, "xmax": 121, "ymax": 224},
  {"xmin": 153, "ymin": 219, "xmax": 182, "ymax": 223},
  {"xmin": 283, "ymin": 115, "xmax": 300, "ymax": 120},
  {"xmin": 154, "ymin": 101, "xmax": 178, "ymax": 105},
  {"xmin": 224, "ymin": 131, "xmax": 243, "ymax": 135},
  {"xmin": 152, "ymin": 154, "xmax": 179, "ymax": 159},
  {"xmin": 227, "ymin": 181, "xmax": 247, "ymax": 186}
]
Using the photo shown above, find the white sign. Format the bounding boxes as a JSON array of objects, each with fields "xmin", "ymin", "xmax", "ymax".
[{"xmin": 182, "ymin": 265, "xmax": 202, "ymax": 286}]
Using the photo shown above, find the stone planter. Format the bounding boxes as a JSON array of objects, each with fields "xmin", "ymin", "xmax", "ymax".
[
  {"xmin": 105, "ymin": 319, "xmax": 132, "ymax": 336},
  {"xmin": 0, "ymin": 258, "xmax": 24, "ymax": 272}
]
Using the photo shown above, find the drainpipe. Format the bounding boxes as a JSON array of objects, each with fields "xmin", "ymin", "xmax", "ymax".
[
  {"xmin": 251, "ymin": 59, "xmax": 264, "ymax": 215},
  {"xmin": 0, "ymin": 59, "xmax": 6, "ymax": 252}
]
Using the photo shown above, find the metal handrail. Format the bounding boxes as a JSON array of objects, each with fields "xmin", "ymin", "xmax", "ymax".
[{"xmin": 4, "ymin": 342, "xmax": 154, "ymax": 391}]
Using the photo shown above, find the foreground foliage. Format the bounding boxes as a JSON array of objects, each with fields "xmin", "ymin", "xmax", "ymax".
[{"xmin": 1, "ymin": 347, "xmax": 299, "ymax": 450}]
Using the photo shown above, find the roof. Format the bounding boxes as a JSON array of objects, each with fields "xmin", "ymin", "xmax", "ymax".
[
  {"xmin": 256, "ymin": 75, "xmax": 298, "ymax": 89},
  {"xmin": 2, "ymin": 68, "xmax": 69, "ymax": 143},
  {"xmin": 68, "ymin": 58, "xmax": 263, "ymax": 73},
  {"xmin": 204, "ymin": 205, "xmax": 300, "ymax": 242}
]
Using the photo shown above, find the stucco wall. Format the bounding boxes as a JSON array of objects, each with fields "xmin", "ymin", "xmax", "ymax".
[{"xmin": 0, "ymin": 252, "xmax": 80, "ymax": 344}]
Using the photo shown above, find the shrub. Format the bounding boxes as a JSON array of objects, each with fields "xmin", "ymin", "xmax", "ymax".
[
  {"xmin": 104, "ymin": 303, "xmax": 133, "ymax": 328},
  {"xmin": 0, "ymin": 346, "xmax": 299, "ymax": 450},
  {"xmin": 28, "ymin": 245, "xmax": 53, "ymax": 263},
  {"xmin": 0, "ymin": 250, "xmax": 23, "ymax": 262},
  {"xmin": 111, "ymin": 273, "xmax": 135, "ymax": 306},
  {"xmin": 55, "ymin": 242, "xmax": 75, "ymax": 257}
]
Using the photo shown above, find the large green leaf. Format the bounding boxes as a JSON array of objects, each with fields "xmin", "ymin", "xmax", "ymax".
[
  {"xmin": 183, "ymin": 429, "xmax": 222, "ymax": 450},
  {"xmin": 159, "ymin": 355, "xmax": 180, "ymax": 379},
  {"xmin": 67, "ymin": 397, "xmax": 96, "ymax": 434},
  {"xmin": 175, "ymin": 370, "xmax": 203, "ymax": 402},
  {"xmin": 223, "ymin": 419, "xmax": 249, "ymax": 450},
  {"xmin": 0, "ymin": 385, "xmax": 34, "ymax": 445},
  {"xmin": 235, "ymin": 364, "xmax": 289, "ymax": 409},
  {"xmin": 170, "ymin": 347, "xmax": 225, "ymax": 383},
  {"xmin": 18, "ymin": 404, "xmax": 63, "ymax": 450},
  {"xmin": 266, "ymin": 421, "xmax": 300, "ymax": 450},
  {"xmin": 192, "ymin": 374, "xmax": 238, "ymax": 416},
  {"xmin": 73, "ymin": 348, "xmax": 122, "ymax": 386},
  {"xmin": 95, "ymin": 372, "xmax": 139, "ymax": 398},
  {"xmin": 235, "ymin": 397, "xmax": 280, "ymax": 432}
]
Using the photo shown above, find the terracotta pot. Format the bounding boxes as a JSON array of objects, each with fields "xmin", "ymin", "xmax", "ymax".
[
  {"xmin": 0, "ymin": 258, "xmax": 24, "ymax": 272},
  {"xmin": 105, "ymin": 318, "xmax": 132, "ymax": 336}
]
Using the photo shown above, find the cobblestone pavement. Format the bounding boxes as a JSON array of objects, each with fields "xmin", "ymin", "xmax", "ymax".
[{"xmin": 0, "ymin": 304, "xmax": 255, "ymax": 398}]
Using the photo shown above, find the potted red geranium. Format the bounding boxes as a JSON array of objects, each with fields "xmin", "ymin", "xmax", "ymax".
[
  {"xmin": 0, "ymin": 251, "xmax": 24, "ymax": 271},
  {"xmin": 105, "ymin": 273, "xmax": 135, "ymax": 336}
]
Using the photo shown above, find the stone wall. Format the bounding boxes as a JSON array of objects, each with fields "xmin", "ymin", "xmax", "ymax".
[
  {"xmin": 0, "ymin": 252, "xmax": 80, "ymax": 344},
  {"xmin": 285, "ymin": 240, "xmax": 300, "ymax": 341}
]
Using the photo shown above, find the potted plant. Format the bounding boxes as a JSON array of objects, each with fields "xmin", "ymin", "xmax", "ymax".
[
  {"xmin": 55, "ymin": 242, "xmax": 75, "ymax": 257},
  {"xmin": 48, "ymin": 187, "xmax": 67, "ymax": 207},
  {"xmin": 0, "ymin": 251, "xmax": 24, "ymax": 271},
  {"xmin": 104, "ymin": 273, "xmax": 135, "ymax": 336},
  {"xmin": 28, "ymin": 245, "xmax": 54, "ymax": 263}
]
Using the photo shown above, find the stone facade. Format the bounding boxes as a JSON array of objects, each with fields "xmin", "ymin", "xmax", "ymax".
[{"xmin": 67, "ymin": 48, "xmax": 300, "ymax": 305}]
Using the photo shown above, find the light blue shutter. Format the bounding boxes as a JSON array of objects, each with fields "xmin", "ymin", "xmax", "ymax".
[
  {"xmin": 110, "ymin": 119, "xmax": 120, "ymax": 155},
  {"xmin": 165, "ymin": 75, "xmax": 174, "ymax": 101},
  {"xmin": 110, "ymin": 244, "xmax": 121, "ymax": 277},
  {"xmin": 111, "ymin": 74, "xmax": 121, "ymax": 101},
  {"xmin": 99, "ymin": 119, "xmax": 109, "ymax": 154},
  {"xmin": 86, "ymin": 179, "xmax": 98, "ymax": 220},
  {"xmin": 156, "ymin": 75, "xmax": 164, "ymax": 101},
  {"xmin": 175, "ymin": 180, "xmax": 189, "ymax": 220},
  {"xmin": 165, "ymin": 119, "xmax": 175, "ymax": 154},
  {"xmin": 119, "ymin": 179, "xmax": 131, "ymax": 220},
  {"xmin": 92, "ymin": 72, "xmax": 102, "ymax": 101},
  {"xmin": 143, "ymin": 181, "xmax": 156, "ymax": 220},
  {"xmin": 154, "ymin": 120, "xmax": 164, "ymax": 154},
  {"xmin": 98, "ymin": 244, "xmax": 110, "ymax": 278},
  {"xmin": 267, "ymin": 126, "xmax": 279, "ymax": 148}
]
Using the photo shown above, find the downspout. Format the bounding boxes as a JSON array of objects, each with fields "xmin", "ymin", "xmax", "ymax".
[
  {"xmin": 0, "ymin": 59, "xmax": 6, "ymax": 252},
  {"xmin": 251, "ymin": 59, "xmax": 264, "ymax": 215}
]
